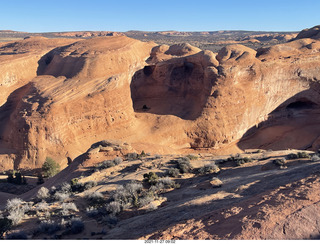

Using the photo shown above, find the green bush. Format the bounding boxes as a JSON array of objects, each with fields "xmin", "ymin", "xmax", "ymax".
[
  {"xmin": 6, "ymin": 171, "xmax": 27, "ymax": 185},
  {"xmin": 297, "ymin": 152, "xmax": 310, "ymax": 159},
  {"xmin": 273, "ymin": 158, "xmax": 286, "ymax": 166},
  {"xmin": 42, "ymin": 157, "xmax": 60, "ymax": 178},
  {"xmin": 143, "ymin": 172, "xmax": 159, "ymax": 185}
]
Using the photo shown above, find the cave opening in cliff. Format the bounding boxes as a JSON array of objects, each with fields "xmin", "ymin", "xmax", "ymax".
[
  {"xmin": 286, "ymin": 99, "xmax": 317, "ymax": 110},
  {"xmin": 130, "ymin": 62, "xmax": 213, "ymax": 120}
]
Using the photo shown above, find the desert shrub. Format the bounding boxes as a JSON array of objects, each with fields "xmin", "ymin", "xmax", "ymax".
[
  {"xmin": 147, "ymin": 203, "xmax": 158, "ymax": 211},
  {"xmin": 37, "ymin": 220, "xmax": 61, "ymax": 235},
  {"xmin": 7, "ymin": 208, "xmax": 25, "ymax": 226},
  {"xmin": 226, "ymin": 155, "xmax": 253, "ymax": 166},
  {"xmin": 70, "ymin": 178, "xmax": 79, "ymax": 186},
  {"xmin": 167, "ymin": 168, "xmax": 180, "ymax": 177},
  {"xmin": 143, "ymin": 172, "xmax": 159, "ymax": 185},
  {"xmin": 36, "ymin": 201, "xmax": 49, "ymax": 212},
  {"xmin": 297, "ymin": 152, "xmax": 310, "ymax": 159},
  {"xmin": 6, "ymin": 198, "xmax": 23, "ymax": 211},
  {"xmin": 0, "ymin": 218, "xmax": 12, "ymax": 238},
  {"xmin": 69, "ymin": 218, "xmax": 85, "ymax": 234},
  {"xmin": 42, "ymin": 157, "xmax": 60, "ymax": 178},
  {"xmin": 186, "ymin": 154, "xmax": 198, "ymax": 160},
  {"xmin": 126, "ymin": 152, "xmax": 138, "ymax": 160},
  {"xmin": 60, "ymin": 202, "xmax": 78, "ymax": 216},
  {"xmin": 176, "ymin": 157, "xmax": 193, "ymax": 173},
  {"xmin": 53, "ymin": 191, "xmax": 70, "ymax": 202},
  {"xmin": 112, "ymin": 182, "xmax": 142, "ymax": 208},
  {"xmin": 106, "ymin": 201, "xmax": 121, "ymax": 216},
  {"xmin": 37, "ymin": 187, "xmax": 49, "ymax": 200},
  {"xmin": 273, "ymin": 158, "xmax": 286, "ymax": 166},
  {"xmin": 287, "ymin": 153, "xmax": 299, "ymax": 159},
  {"xmin": 198, "ymin": 163, "xmax": 220, "ymax": 175},
  {"xmin": 49, "ymin": 186, "xmax": 57, "ymax": 195},
  {"xmin": 157, "ymin": 177, "xmax": 178, "ymax": 189},
  {"xmin": 6, "ymin": 171, "xmax": 27, "ymax": 185},
  {"xmin": 5, "ymin": 230, "xmax": 28, "ymax": 239},
  {"xmin": 85, "ymin": 191, "xmax": 104, "ymax": 205},
  {"xmin": 113, "ymin": 157, "xmax": 123, "ymax": 165},
  {"xmin": 86, "ymin": 207, "xmax": 99, "ymax": 218},
  {"xmin": 235, "ymin": 157, "xmax": 253, "ymax": 166},
  {"xmin": 84, "ymin": 181, "xmax": 97, "ymax": 190},
  {"xmin": 70, "ymin": 179, "xmax": 97, "ymax": 193},
  {"xmin": 98, "ymin": 160, "xmax": 115, "ymax": 169},
  {"xmin": 311, "ymin": 154, "xmax": 320, "ymax": 162},
  {"xmin": 138, "ymin": 195, "xmax": 154, "ymax": 207},
  {"xmin": 58, "ymin": 182, "xmax": 72, "ymax": 193}
]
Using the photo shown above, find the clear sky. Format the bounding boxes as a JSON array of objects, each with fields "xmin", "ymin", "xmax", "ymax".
[{"xmin": 0, "ymin": 0, "xmax": 319, "ymax": 32}]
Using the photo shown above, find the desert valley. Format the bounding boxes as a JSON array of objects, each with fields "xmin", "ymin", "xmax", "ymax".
[{"xmin": 0, "ymin": 25, "xmax": 320, "ymax": 240}]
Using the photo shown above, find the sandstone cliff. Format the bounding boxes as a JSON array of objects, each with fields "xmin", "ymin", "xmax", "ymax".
[{"xmin": 1, "ymin": 26, "xmax": 320, "ymax": 171}]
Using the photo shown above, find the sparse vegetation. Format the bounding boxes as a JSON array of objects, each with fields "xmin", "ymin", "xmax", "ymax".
[
  {"xmin": 198, "ymin": 163, "xmax": 220, "ymax": 175},
  {"xmin": 225, "ymin": 154, "xmax": 253, "ymax": 166},
  {"xmin": 106, "ymin": 201, "xmax": 121, "ymax": 216},
  {"xmin": 112, "ymin": 182, "xmax": 143, "ymax": 209},
  {"xmin": 86, "ymin": 206, "xmax": 100, "ymax": 218},
  {"xmin": 6, "ymin": 171, "xmax": 27, "ymax": 185},
  {"xmin": 37, "ymin": 187, "xmax": 50, "ymax": 200},
  {"xmin": 37, "ymin": 220, "xmax": 61, "ymax": 235},
  {"xmin": 311, "ymin": 154, "xmax": 320, "ymax": 162},
  {"xmin": 42, "ymin": 157, "xmax": 60, "ymax": 178},
  {"xmin": 167, "ymin": 168, "xmax": 180, "ymax": 177},
  {"xmin": 143, "ymin": 172, "xmax": 159, "ymax": 185},
  {"xmin": 170, "ymin": 157, "xmax": 193, "ymax": 174},
  {"xmin": 35, "ymin": 201, "xmax": 49, "ymax": 212},
  {"xmin": 70, "ymin": 178, "xmax": 97, "ymax": 193},
  {"xmin": 60, "ymin": 202, "xmax": 78, "ymax": 216},
  {"xmin": 287, "ymin": 153, "xmax": 299, "ymax": 159},
  {"xmin": 85, "ymin": 191, "xmax": 105, "ymax": 205},
  {"xmin": 273, "ymin": 158, "xmax": 286, "ymax": 166},
  {"xmin": 297, "ymin": 152, "xmax": 310, "ymax": 159},
  {"xmin": 186, "ymin": 154, "xmax": 198, "ymax": 160},
  {"xmin": 53, "ymin": 191, "xmax": 70, "ymax": 202}
]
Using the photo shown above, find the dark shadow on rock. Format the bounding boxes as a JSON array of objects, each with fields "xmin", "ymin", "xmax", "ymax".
[
  {"xmin": 237, "ymin": 88, "xmax": 320, "ymax": 152},
  {"xmin": 130, "ymin": 59, "xmax": 217, "ymax": 120},
  {"xmin": 37, "ymin": 45, "xmax": 85, "ymax": 79}
]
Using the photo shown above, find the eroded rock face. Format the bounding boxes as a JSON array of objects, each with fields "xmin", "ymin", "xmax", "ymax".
[
  {"xmin": 1, "ymin": 26, "xmax": 320, "ymax": 170},
  {"xmin": 0, "ymin": 36, "xmax": 156, "ymax": 169}
]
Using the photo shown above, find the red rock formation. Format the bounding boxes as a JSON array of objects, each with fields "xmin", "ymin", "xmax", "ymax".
[{"xmin": 1, "ymin": 26, "xmax": 320, "ymax": 171}]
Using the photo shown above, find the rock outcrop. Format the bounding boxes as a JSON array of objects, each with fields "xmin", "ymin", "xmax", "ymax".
[
  {"xmin": 295, "ymin": 25, "xmax": 320, "ymax": 40},
  {"xmin": 1, "ymin": 26, "xmax": 320, "ymax": 171}
]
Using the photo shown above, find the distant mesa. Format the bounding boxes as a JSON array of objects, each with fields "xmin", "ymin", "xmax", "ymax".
[{"xmin": 52, "ymin": 31, "xmax": 125, "ymax": 38}]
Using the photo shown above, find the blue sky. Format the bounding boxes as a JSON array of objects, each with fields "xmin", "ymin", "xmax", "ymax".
[{"xmin": 0, "ymin": 0, "xmax": 319, "ymax": 32}]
